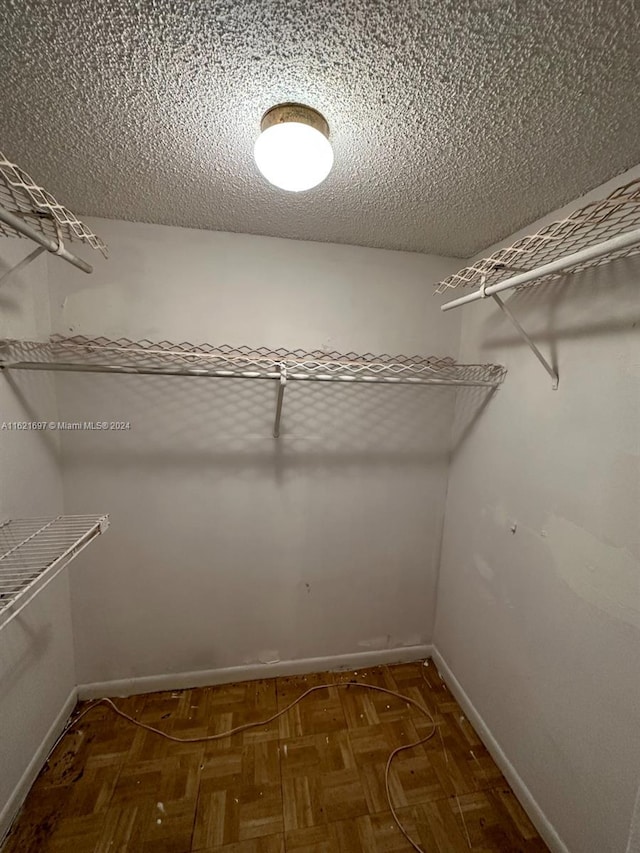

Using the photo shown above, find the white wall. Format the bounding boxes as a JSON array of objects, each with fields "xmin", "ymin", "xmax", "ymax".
[
  {"xmin": 48, "ymin": 221, "xmax": 463, "ymax": 687},
  {"xmin": 0, "ymin": 242, "xmax": 73, "ymax": 839},
  {"xmin": 434, "ymin": 169, "xmax": 640, "ymax": 853}
]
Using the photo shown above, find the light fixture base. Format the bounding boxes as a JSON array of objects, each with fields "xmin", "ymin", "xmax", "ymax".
[{"xmin": 260, "ymin": 103, "xmax": 329, "ymax": 139}]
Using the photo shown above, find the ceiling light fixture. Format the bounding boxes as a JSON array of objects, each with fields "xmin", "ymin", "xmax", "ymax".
[{"xmin": 254, "ymin": 103, "xmax": 334, "ymax": 192}]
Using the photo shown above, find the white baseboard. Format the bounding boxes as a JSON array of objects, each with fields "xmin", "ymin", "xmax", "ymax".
[
  {"xmin": 431, "ymin": 647, "xmax": 568, "ymax": 853},
  {"xmin": 0, "ymin": 686, "xmax": 78, "ymax": 844},
  {"xmin": 77, "ymin": 644, "xmax": 433, "ymax": 699}
]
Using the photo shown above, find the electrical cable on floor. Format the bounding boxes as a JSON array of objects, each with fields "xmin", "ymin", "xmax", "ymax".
[{"xmin": 54, "ymin": 678, "xmax": 439, "ymax": 852}]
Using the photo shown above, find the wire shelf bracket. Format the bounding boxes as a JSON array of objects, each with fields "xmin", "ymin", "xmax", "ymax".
[
  {"xmin": 0, "ymin": 514, "xmax": 109, "ymax": 632},
  {"xmin": 0, "ymin": 335, "xmax": 506, "ymax": 437},
  {"xmin": 434, "ymin": 178, "xmax": 640, "ymax": 388},
  {"xmin": 0, "ymin": 153, "xmax": 108, "ymax": 282}
]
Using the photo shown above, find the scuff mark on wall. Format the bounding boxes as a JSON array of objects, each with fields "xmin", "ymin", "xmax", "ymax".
[
  {"xmin": 358, "ymin": 634, "xmax": 392, "ymax": 650},
  {"xmin": 400, "ymin": 634, "xmax": 423, "ymax": 647},
  {"xmin": 492, "ymin": 504, "xmax": 509, "ymax": 527},
  {"xmin": 474, "ymin": 556, "xmax": 495, "ymax": 583}
]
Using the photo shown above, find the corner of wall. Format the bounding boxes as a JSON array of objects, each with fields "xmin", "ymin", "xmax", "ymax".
[{"xmin": 0, "ymin": 238, "xmax": 76, "ymax": 841}]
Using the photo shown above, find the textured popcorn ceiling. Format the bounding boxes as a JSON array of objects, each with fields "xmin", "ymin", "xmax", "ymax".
[{"xmin": 1, "ymin": 1, "xmax": 639, "ymax": 257}]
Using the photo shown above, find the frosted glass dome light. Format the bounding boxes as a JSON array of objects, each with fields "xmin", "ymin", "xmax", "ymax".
[{"xmin": 254, "ymin": 104, "xmax": 333, "ymax": 192}]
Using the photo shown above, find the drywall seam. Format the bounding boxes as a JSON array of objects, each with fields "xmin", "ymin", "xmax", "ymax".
[
  {"xmin": 0, "ymin": 686, "xmax": 78, "ymax": 844},
  {"xmin": 77, "ymin": 645, "xmax": 433, "ymax": 699},
  {"xmin": 431, "ymin": 647, "xmax": 570, "ymax": 853}
]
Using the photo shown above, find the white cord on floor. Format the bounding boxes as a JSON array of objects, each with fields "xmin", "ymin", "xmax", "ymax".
[{"xmin": 56, "ymin": 679, "xmax": 438, "ymax": 852}]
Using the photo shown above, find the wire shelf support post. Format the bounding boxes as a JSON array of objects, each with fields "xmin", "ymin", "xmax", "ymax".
[{"xmin": 273, "ymin": 362, "xmax": 287, "ymax": 438}]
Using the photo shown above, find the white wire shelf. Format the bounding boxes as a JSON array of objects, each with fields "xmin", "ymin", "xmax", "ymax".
[
  {"xmin": 434, "ymin": 177, "xmax": 640, "ymax": 388},
  {"xmin": 0, "ymin": 514, "xmax": 109, "ymax": 631},
  {"xmin": 0, "ymin": 334, "xmax": 506, "ymax": 386},
  {"xmin": 0, "ymin": 335, "xmax": 506, "ymax": 437},
  {"xmin": 435, "ymin": 177, "xmax": 640, "ymax": 304},
  {"xmin": 0, "ymin": 153, "xmax": 107, "ymax": 277}
]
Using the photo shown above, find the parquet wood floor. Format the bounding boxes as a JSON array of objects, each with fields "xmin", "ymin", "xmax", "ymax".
[{"xmin": 1, "ymin": 661, "xmax": 549, "ymax": 852}]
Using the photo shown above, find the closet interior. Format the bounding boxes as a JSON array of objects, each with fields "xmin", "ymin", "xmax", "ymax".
[{"xmin": 0, "ymin": 4, "xmax": 638, "ymax": 853}]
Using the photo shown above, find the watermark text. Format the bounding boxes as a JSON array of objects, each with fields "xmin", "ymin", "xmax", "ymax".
[{"xmin": 1, "ymin": 421, "xmax": 132, "ymax": 431}]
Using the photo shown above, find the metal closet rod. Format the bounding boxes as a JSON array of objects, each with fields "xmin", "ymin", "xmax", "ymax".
[
  {"xmin": 441, "ymin": 227, "xmax": 640, "ymax": 311},
  {"xmin": 0, "ymin": 204, "xmax": 92, "ymax": 274}
]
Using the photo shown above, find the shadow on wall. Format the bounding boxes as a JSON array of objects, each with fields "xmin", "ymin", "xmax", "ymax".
[
  {"xmin": 41, "ymin": 364, "xmax": 477, "ymax": 676},
  {"xmin": 2, "ymin": 368, "xmax": 501, "ymax": 478},
  {"xmin": 0, "ymin": 251, "xmax": 33, "ymax": 318},
  {"xmin": 21, "ymin": 371, "xmax": 500, "ymax": 473},
  {"xmin": 0, "ymin": 287, "xmax": 22, "ymax": 320},
  {"xmin": 2, "ymin": 371, "xmax": 61, "ymax": 457},
  {"xmin": 0, "ymin": 616, "xmax": 54, "ymax": 701},
  {"xmin": 449, "ymin": 384, "xmax": 498, "ymax": 457},
  {"xmin": 477, "ymin": 254, "xmax": 640, "ymax": 360}
]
